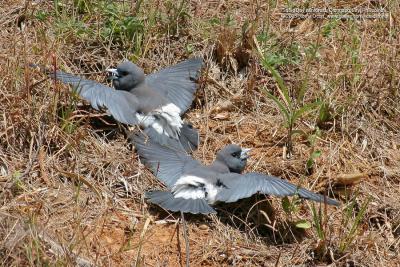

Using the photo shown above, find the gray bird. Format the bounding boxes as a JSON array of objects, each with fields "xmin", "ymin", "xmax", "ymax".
[
  {"xmin": 133, "ymin": 134, "xmax": 340, "ymax": 214},
  {"xmin": 31, "ymin": 58, "xmax": 203, "ymax": 152}
]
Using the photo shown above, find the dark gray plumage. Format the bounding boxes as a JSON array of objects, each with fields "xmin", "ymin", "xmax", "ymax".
[
  {"xmin": 31, "ymin": 58, "xmax": 203, "ymax": 152},
  {"xmin": 145, "ymin": 191, "xmax": 216, "ymax": 214},
  {"xmin": 134, "ymin": 134, "xmax": 340, "ymax": 215}
]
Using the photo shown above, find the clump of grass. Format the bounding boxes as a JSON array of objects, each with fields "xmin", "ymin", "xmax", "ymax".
[
  {"xmin": 51, "ymin": 1, "xmax": 149, "ymax": 59},
  {"xmin": 338, "ymin": 195, "xmax": 371, "ymax": 253}
]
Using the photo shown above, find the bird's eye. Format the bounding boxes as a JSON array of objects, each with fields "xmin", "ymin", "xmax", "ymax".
[
  {"xmin": 231, "ymin": 152, "xmax": 239, "ymax": 158},
  {"xmin": 119, "ymin": 71, "xmax": 128, "ymax": 76}
]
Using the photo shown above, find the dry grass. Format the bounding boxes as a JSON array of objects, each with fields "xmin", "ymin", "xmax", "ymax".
[{"xmin": 1, "ymin": 0, "xmax": 399, "ymax": 266}]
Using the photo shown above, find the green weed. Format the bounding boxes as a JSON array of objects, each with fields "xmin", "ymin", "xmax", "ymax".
[
  {"xmin": 306, "ymin": 127, "xmax": 322, "ymax": 174},
  {"xmin": 258, "ymin": 63, "xmax": 320, "ymax": 157},
  {"xmin": 163, "ymin": 0, "xmax": 190, "ymax": 35},
  {"xmin": 99, "ymin": 2, "xmax": 145, "ymax": 46},
  {"xmin": 321, "ymin": 19, "xmax": 339, "ymax": 38},
  {"xmin": 282, "ymin": 195, "xmax": 312, "ymax": 230},
  {"xmin": 311, "ymin": 202, "xmax": 326, "ymax": 241},
  {"xmin": 53, "ymin": 1, "xmax": 147, "ymax": 57},
  {"xmin": 339, "ymin": 195, "xmax": 370, "ymax": 253},
  {"xmin": 256, "ymin": 35, "xmax": 322, "ymax": 158},
  {"xmin": 59, "ymin": 103, "xmax": 79, "ymax": 135}
]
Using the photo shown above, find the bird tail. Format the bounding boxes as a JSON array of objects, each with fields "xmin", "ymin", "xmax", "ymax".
[
  {"xmin": 143, "ymin": 123, "xmax": 199, "ymax": 153},
  {"xmin": 145, "ymin": 191, "xmax": 216, "ymax": 214},
  {"xmin": 297, "ymin": 188, "xmax": 341, "ymax": 206},
  {"xmin": 179, "ymin": 123, "xmax": 199, "ymax": 152},
  {"xmin": 143, "ymin": 127, "xmax": 185, "ymax": 151}
]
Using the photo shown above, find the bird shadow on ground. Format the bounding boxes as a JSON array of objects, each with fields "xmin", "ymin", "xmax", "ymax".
[
  {"xmin": 214, "ymin": 195, "xmax": 308, "ymax": 245},
  {"xmin": 87, "ymin": 115, "xmax": 123, "ymax": 140},
  {"xmin": 147, "ymin": 204, "xmax": 212, "ymax": 226},
  {"xmin": 146, "ymin": 195, "xmax": 308, "ymax": 245}
]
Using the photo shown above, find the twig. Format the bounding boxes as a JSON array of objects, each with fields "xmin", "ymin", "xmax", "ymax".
[
  {"xmin": 57, "ymin": 169, "xmax": 102, "ymax": 200},
  {"xmin": 19, "ymin": 123, "xmax": 44, "ymax": 180},
  {"xmin": 135, "ymin": 217, "xmax": 151, "ymax": 267},
  {"xmin": 181, "ymin": 211, "xmax": 190, "ymax": 267},
  {"xmin": 207, "ymin": 75, "xmax": 235, "ymax": 96}
]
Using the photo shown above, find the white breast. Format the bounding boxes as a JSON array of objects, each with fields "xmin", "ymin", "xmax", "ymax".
[{"xmin": 172, "ymin": 175, "xmax": 220, "ymax": 204}]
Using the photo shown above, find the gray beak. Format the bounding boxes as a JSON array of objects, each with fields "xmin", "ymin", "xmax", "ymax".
[
  {"xmin": 106, "ymin": 68, "xmax": 119, "ymax": 80},
  {"xmin": 240, "ymin": 148, "xmax": 251, "ymax": 160}
]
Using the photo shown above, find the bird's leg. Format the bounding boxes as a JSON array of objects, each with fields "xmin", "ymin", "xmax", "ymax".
[{"xmin": 181, "ymin": 211, "xmax": 190, "ymax": 267}]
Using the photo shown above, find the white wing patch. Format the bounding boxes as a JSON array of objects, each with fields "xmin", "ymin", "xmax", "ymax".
[
  {"xmin": 172, "ymin": 175, "xmax": 220, "ymax": 204},
  {"xmin": 136, "ymin": 103, "xmax": 182, "ymax": 138},
  {"xmin": 173, "ymin": 175, "xmax": 206, "ymax": 199}
]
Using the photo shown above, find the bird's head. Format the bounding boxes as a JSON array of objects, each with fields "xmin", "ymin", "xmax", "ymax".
[
  {"xmin": 215, "ymin": 144, "xmax": 251, "ymax": 174},
  {"xmin": 107, "ymin": 61, "xmax": 145, "ymax": 91}
]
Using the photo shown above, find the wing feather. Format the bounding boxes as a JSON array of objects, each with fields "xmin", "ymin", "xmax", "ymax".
[
  {"xmin": 52, "ymin": 70, "xmax": 139, "ymax": 125},
  {"xmin": 146, "ymin": 58, "xmax": 203, "ymax": 114},
  {"xmin": 145, "ymin": 191, "xmax": 216, "ymax": 214},
  {"xmin": 216, "ymin": 173, "xmax": 340, "ymax": 206},
  {"xmin": 133, "ymin": 133, "xmax": 199, "ymax": 187}
]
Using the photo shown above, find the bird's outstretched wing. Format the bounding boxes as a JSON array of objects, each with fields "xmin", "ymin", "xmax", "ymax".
[
  {"xmin": 146, "ymin": 58, "xmax": 203, "ymax": 114},
  {"xmin": 133, "ymin": 132, "xmax": 200, "ymax": 187},
  {"xmin": 145, "ymin": 191, "xmax": 216, "ymax": 214},
  {"xmin": 33, "ymin": 65, "xmax": 140, "ymax": 125},
  {"xmin": 215, "ymin": 173, "xmax": 340, "ymax": 206}
]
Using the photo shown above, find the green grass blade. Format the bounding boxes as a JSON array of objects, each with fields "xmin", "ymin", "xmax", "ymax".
[
  {"xmin": 343, "ymin": 197, "xmax": 370, "ymax": 251},
  {"xmin": 292, "ymin": 100, "xmax": 321, "ymax": 123},
  {"xmin": 260, "ymin": 57, "xmax": 291, "ymax": 108},
  {"xmin": 339, "ymin": 196, "xmax": 370, "ymax": 252},
  {"xmin": 261, "ymin": 87, "xmax": 291, "ymax": 124},
  {"xmin": 296, "ymin": 75, "xmax": 309, "ymax": 103},
  {"xmin": 311, "ymin": 203, "xmax": 325, "ymax": 240}
]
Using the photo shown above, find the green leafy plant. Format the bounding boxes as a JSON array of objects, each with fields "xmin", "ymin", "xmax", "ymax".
[
  {"xmin": 257, "ymin": 32, "xmax": 301, "ymax": 68},
  {"xmin": 59, "ymin": 103, "xmax": 79, "ymax": 134},
  {"xmin": 309, "ymin": 202, "xmax": 330, "ymax": 259},
  {"xmin": 282, "ymin": 196, "xmax": 300, "ymax": 215},
  {"xmin": 34, "ymin": 10, "xmax": 50, "ymax": 21},
  {"xmin": 295, "ymin": 219, "xmax": 312, "ymax": 229},
  {"xmin": 99, "ymin": 2, "xmax": 145, "ymax": 48},
  {"xmin": 317, "ymin": 102, "xmax": 333, "ymax": 127},
  {"xmin": 55, "ymin": 17, "xmax": 89, "ymax": 38},
  {"xmin": 260, "ymin": 61, "xmax": 320, "ymax": 156},
  {"xmin": 282, "ymin": 196, "xmax": 311, "ymax": 229},
  {"xmin": 344, "ymin": 22, "xmax": 362, "ymax": 87},
  {"xmin": 321, "ymin": 19, "xmax": 339, "ymax": 38},
  {"xmin": 53, "ymin": 1, "xmax": 148, "ymax": 57},
  {"xmin": 73, "ymin": 0, "xmax": 94, "ymax": 14}
]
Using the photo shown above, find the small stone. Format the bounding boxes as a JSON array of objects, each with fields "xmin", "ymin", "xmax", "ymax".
[{"xmin": 198, "ymin": 224, "xmax": 209, "ymax": 231}]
